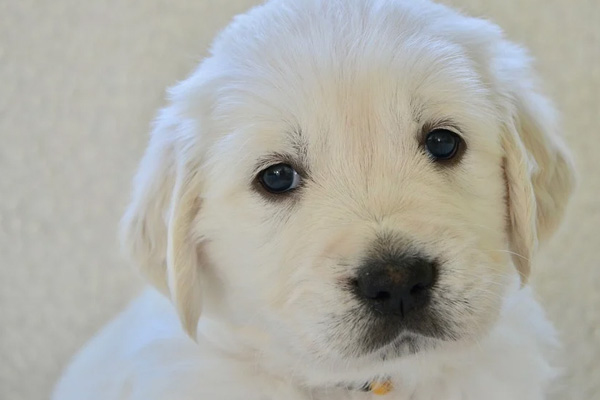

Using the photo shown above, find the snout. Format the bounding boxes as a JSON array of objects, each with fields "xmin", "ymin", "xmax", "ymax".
[
  {"xmin": 353, "ymin": 255, "xmax": 437, "ymax": 318},
  {"xmin": 353, "ymin": 254, "xmax": 437, "ymax": 318},
  {"xmin": 343, "ymin": 248, "xmax": 443, "ymax": 354}
]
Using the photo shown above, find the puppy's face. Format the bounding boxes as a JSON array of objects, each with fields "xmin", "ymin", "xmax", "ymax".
[
  {"xmin": 200, "ymin": 45, "xmax": 508, "ymax": 361},
  {"xmin": 122, "ymin": 0, "xmax": 574, "ymax": 374}
]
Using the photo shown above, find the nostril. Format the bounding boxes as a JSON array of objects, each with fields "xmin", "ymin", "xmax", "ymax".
[{"xmin": 352, "ymin": 277, "xmax": 393, "ymax": 302}]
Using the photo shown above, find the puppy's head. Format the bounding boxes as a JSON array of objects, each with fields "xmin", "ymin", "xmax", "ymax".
[{"xmin": 121, "ymin": 0, "xmax": 574, "ymax": 373}]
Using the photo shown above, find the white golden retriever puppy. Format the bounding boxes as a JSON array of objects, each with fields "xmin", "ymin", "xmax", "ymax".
[{"xmin": 54, "ymin": 0, "xmax": 575, "ymax": 399}]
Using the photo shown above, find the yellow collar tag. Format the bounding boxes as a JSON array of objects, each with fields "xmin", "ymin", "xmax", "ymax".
[{"xmin": 369, "ymin": 380, "xmax": 393, "ymax": 395}]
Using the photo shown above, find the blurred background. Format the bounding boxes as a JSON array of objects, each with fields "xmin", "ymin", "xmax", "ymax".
[{"xmin": 0, "ymin": 0, "xmax": 598, "ymax": 399}]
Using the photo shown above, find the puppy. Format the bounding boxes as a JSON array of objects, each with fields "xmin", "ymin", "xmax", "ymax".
[{"xmin": 53, "ymin": 0, "xmax": 575, "ymax": 399}]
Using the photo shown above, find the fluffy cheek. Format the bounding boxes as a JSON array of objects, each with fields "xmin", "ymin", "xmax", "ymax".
[
  {"xmin": 431, "ymin": 246, "xmax": 514, "ymax": 342},
  {"xmin": 197, "ymin": 195, "xmax": 344, "ymax": 346},
  {"xmin": 195, "ymin": 197, "xmax": 281, "ymax": 321},
  {"xmin": 412, "ymin": 200, "xmax": 515, "ymax": 342},
  {"xmin": 256, "ymin": 228, "xmax": 365, "ymax": 358}
]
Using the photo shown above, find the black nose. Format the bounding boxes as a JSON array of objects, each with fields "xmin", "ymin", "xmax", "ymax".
[{"xmin": 354, "ymin": 255, "xmax": 436, "ymax": 317}]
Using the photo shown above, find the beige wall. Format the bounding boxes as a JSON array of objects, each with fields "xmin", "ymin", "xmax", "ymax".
[{"xmin": 1, "ymin": 0, "xmax": 598, "ymax": 399}]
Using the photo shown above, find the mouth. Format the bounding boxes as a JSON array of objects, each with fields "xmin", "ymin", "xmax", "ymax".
[
  {"xmin": 375, "ymin": 333, "xmax": 432, "ymax": 359},
  {"xmin": 334, "ymin": 301, "xmax": 455, "ymax": 359},
  {"xmin": 356, "ymin": 313, "xmax": 440, "ymax": 352}
]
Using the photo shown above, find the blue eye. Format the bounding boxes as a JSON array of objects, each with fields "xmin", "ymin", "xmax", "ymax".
[
  {"xmin": 258, "ymin": 163, "xmax": 301, "ymax": 194},
  {"xmin": 425, "ymin": 129, "xmax": 461, "ymax": 160}
]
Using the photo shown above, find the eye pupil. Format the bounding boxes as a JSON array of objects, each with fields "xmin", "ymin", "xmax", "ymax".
[
  {"xmin": 425, "ymin": 129, "xmax": 460, "ymax": 160},
  {"xmin": 259, "ymin": 163, "xmax": 299, "ymax": 193}
]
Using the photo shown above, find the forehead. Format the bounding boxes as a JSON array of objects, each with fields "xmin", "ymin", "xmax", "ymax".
[{"xmin": 206, "ymin": 0, "xmax": 498, "ymax": 160}]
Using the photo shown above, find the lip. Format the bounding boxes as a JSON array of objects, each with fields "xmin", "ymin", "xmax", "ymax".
[{"xmin": 374, "ymin": 333, "xmax": 424, "ymax": 359}]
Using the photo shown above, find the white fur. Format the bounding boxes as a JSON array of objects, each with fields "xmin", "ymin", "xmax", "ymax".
[{"xmin": 53, "ymin": 0, "xmax": 574, "ymax": 399}]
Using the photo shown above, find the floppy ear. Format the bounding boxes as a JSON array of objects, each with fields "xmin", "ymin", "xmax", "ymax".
[
  {"xmin": 502, "ymin": 63, "xmax": 575, "ymax": 281},
  {"xmin": 120, "ymin": 105, "xmax": 204, "ymax": 338}
]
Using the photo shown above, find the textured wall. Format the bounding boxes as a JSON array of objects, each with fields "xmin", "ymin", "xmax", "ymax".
[{"xmin": 1, "ymin": 0, "xmax": 598, "ymax": 399}]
